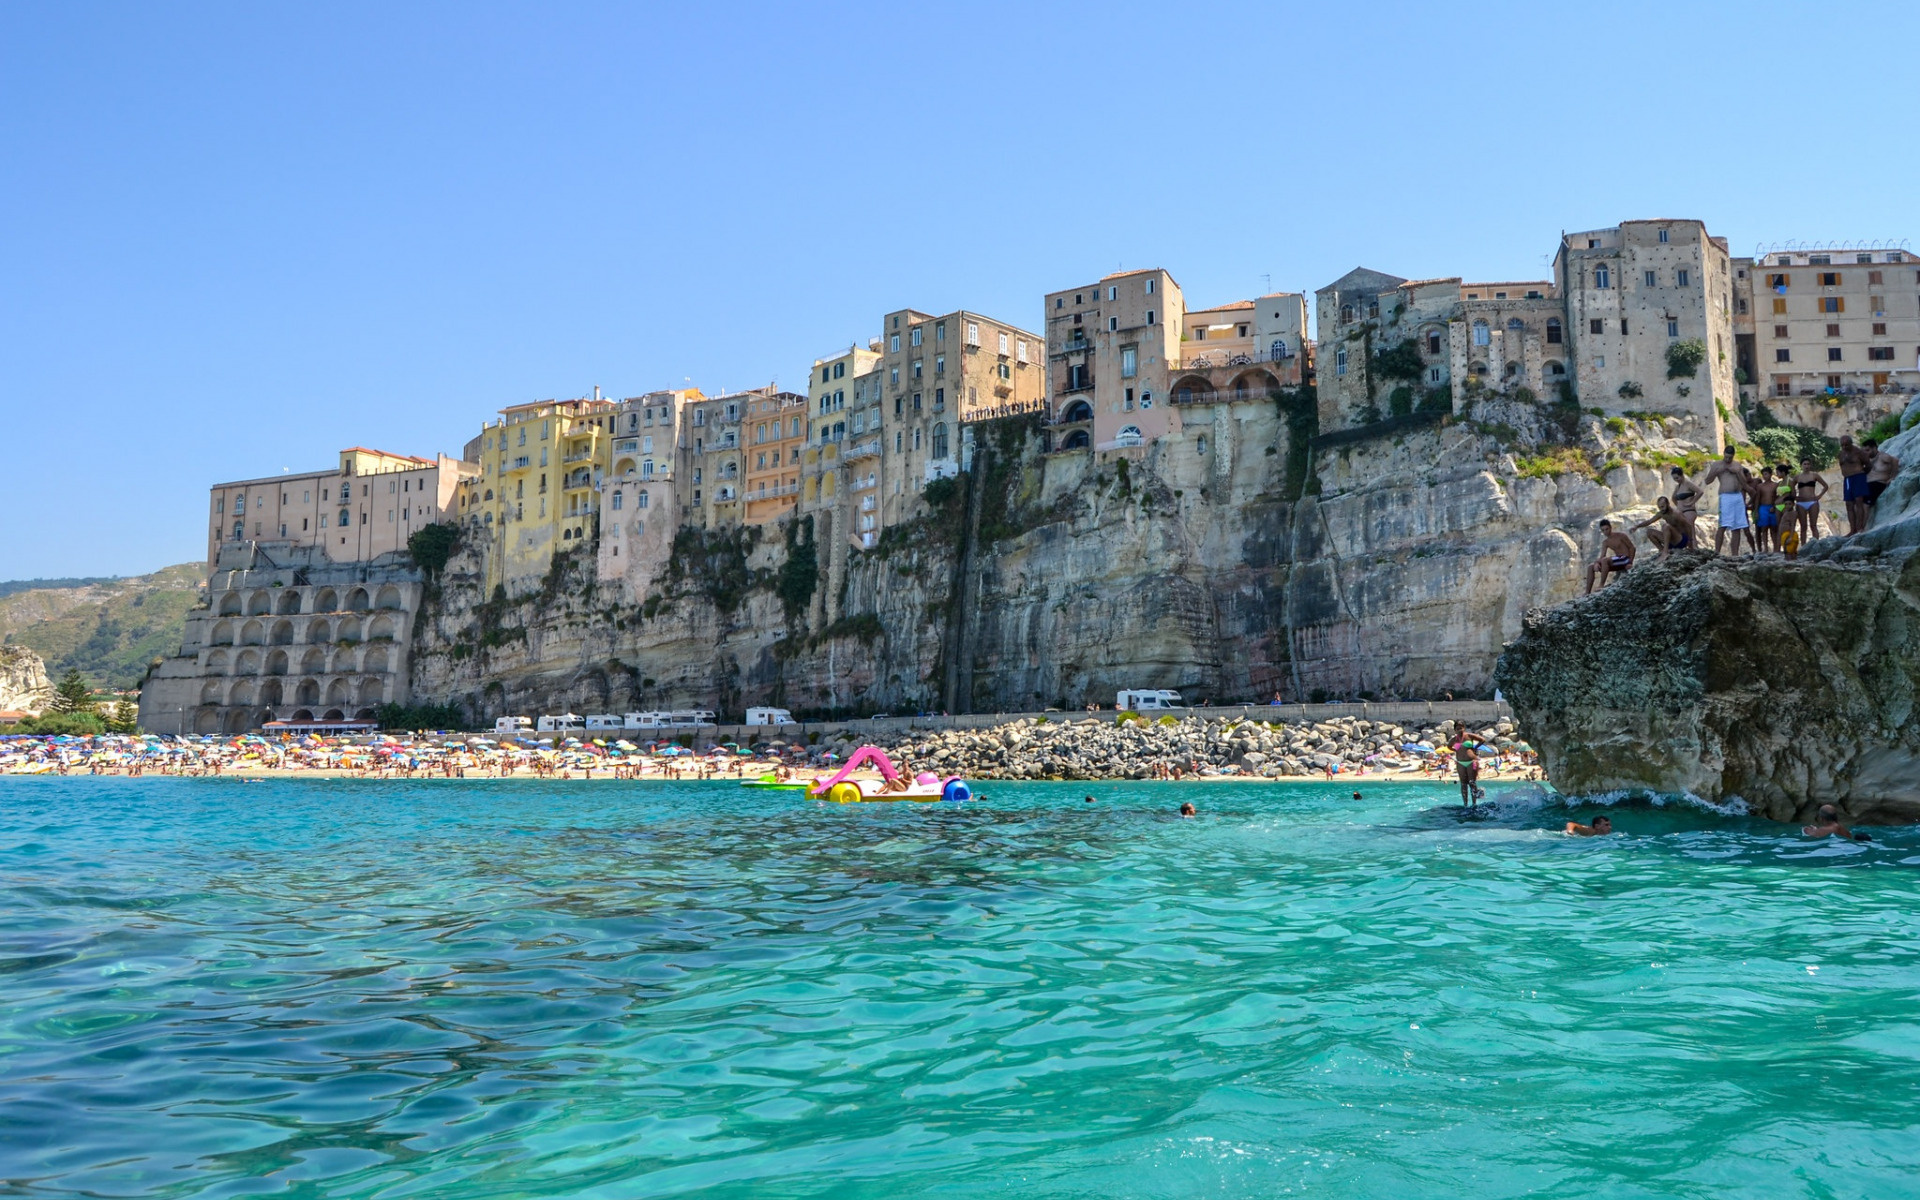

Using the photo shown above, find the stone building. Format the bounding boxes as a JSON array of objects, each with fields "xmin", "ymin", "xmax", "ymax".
[
  {"xmin": 676, "ymin": 389, "xmax": 749, "ymax": 528},
  {"xmin": 801, "ymin": 342, "xmax": 883, "ymax": 549},
  {"xmin": 465, "ymin": 395, "xmax": 619, "ymax": 597},
  {"xmin": 1731, "ymin": 245, "xmax": 1919, "ymax": 403},
  {"xmin": 740, "ymin": 389, "xmax": 809, "ymax": 525},
  {"xmin": 1554, "ymin": 219, "xmax": 1736, "ymax": 438},
  {"xmin": 1046, "ymin": 269, "xmax": 1309, "ymax": 453},
  {"xmin": 207, "ymin": 447, "xmax": 470, "ymax": 565},
  {"xmin": 593, "ymin": 389, "xmax": 698, "ymax": 599}
]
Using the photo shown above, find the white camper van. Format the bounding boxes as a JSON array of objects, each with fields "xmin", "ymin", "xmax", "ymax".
[
  {"xmin": 1117, "ymin": 689, "xmax": 1184, "ymax": 712},
  {"xmin": 583, "ymin": 714, "xmax": 625, "ymax": 731},
  {"xmin": 536, "ymin": 713, "xmax": 584, "ymax": 733},
  {"xmin": 745, "ymin": 707, "xmax": 795, "ymax": 727},
  {"xmin": 494, "ymin": 716, "xmax": 532, "ymax": 736}
]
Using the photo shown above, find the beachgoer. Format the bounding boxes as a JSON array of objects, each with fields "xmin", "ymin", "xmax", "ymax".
[
  {"xmin": 1632, "ymin": 496, "xmax": 1694, "ymax": 557},
  {"xmin": 1084, "ymin": 794, "xmax": 1096, "ymax": 803},
  {"xmin": 1179, "ymin": 801, "xmax": 1197, "ymax": 818},
  {"xmin": 1565, "ymin": 815, "xmax": 1613, "ymax": 837},
  {"xmin": 1584, "ymin": 519, "xmax": 1637, "ymax": 593},
  {"xmin": 1450, "ymin": 727, "xmax": 1480, "ymax": 807},
  {"xmin": 879, "ymin": 774, "xmax": 910, "ymax": 793},
  {"xmin": 1839, "ymin": 435, "xmax": 1871, "ymax": 535},
  {"xmin": 1864, "ymin": 439, "xmax": 1901, "ymax": 518},
  {"xmin": 1668, "ymin": 466, "xmax": 1702, "ymax": 526},
  {"xmin": 1751, "ymin": 465, "xmax": 1783, "ymax": 553},
  {"xmin": 1351, "ymin": 790, "xmax": 1362, "ymax": 801},
  {"xmin": 1791, "ymin": 458, "xmax": 1829, "ymax": 542},
  {"xmin": 1702, "ymin": 445, "xmax": 1752, "ymax": 556},
  {"xmin": 1802, "ymin": 804, "xmax": 1870, "ymax": 841}
]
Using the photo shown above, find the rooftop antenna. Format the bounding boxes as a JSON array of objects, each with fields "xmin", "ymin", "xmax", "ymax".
[{"xmin": 1262, "ymin": 273, "xmax": 1271, "ymax": 294}]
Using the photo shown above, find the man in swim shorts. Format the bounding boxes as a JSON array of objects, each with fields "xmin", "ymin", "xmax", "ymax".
[
  {"xmin": 1791, "ymin": 457, "xmax": 1829, "ymax": 542},
  {"xmin": 1750, "ymin": 465, "xmax": 1783, "ymax": 553},
  {"xmin": 1632, "ymin": 496, "xmax": 1694, "ymax": 557},
  {"xmin": 1864, "ymin": 439, "xmax": 1902, "ymax": 518},
  {"xmin": 1838, "ymin": 435, "xmax": 1871, "ymax": 535},
  {"xmin": 1565, "ymin": 815, "xmax": 1613, "ymax": 836},
  {"xmin": 1584, "ymin": 518, "xmax": 1637, "ymax": 593},
  {"xmin": 1702, "ymin": 444, "xmax": 1751, "ymax": 556}
]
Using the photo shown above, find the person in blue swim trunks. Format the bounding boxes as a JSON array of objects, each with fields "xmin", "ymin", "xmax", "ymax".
[
  {"xmin": 1632, "ymin": 496, "xmax": 1695, "ymax": 558},
  {"xmin": 1839, "ymin": 435, "xmax": 1871, "ymax": 535},
  {"xmin": 1751, "ymin": 465, "xmax": 1783, "ymax": 553}
]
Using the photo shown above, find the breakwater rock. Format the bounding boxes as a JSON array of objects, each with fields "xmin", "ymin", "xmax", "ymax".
[
  {"xmin": 1495, "ymin": 550, "xmax": 1920, "ymax": 823},
  {"xmin": 810, "ymin": 714, "xmax": 1519, "ymax": 780}
]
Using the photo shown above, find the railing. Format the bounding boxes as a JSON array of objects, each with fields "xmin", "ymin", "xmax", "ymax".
[
  {"xmin": 846, "ymin": 438, "xmax": 882, "ymax": 459},
  {"xmin": 747, "ymin": 482, "xmax": 800, "ymax": 500},
  {"xmin": 964, "ymin": 399, "xmax": 1047, "ymax": 424}
]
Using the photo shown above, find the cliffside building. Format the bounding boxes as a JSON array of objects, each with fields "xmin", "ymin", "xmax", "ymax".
[
  {"xmin": 741, "ymin": 389, "xmax": 809, "ymax": 525},
  {"xmin": 207, "ymin": 447, "xmax": 469, "ymax": 566},
  {"xmin": 470, "ymin": 395, "xmax": 618, "ymax": 596},
  {"xmin": 595, "ymin": 389, "xmax": 698, "ymax": 599},
  {"xmin": 802, "ymin": 343, "xmax": 883, "ymax": 548},
  {"xmin": 1047, "ymin": 270, "xmax": 1308, "ymax": 452},
  {"xmin": 1731, "ymin": 246, "xmax": 1919, "ymax": 403}
]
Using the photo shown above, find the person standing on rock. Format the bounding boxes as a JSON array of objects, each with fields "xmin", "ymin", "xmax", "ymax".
[
  {"xmin": 1631, "ymin": 496, "xmax": 1694, "ymax": 557},
  {"xmin": 1839, "ymin": 435, "xmax": 1872, "ymax": 535},
  {"xmin": 1584, "ymin": 519, "xmax": 1637, "ymax": 593},
  {"xmin": 1864, "ymin": 439, "xmax": 1901, "ymax": 518},
  {"xmin": 1702, "ymin": 445, "xmax": 1753, "ymax": 557},
  {"xmin": 1751, "ymin": 466, "xmax": 1784, "ymax": 553},
  {"xmin": 1449, "ymin": 726, "xmax": 1481, "ymax": 807},
  {"xmin": 1791, "ymin": 457, "xmax": 1830, "ymax": 543}
]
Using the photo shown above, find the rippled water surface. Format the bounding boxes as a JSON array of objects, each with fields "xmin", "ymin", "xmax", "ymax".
[{"xmin": 5, "ymin": 778, "xmax": 1920, "ymax": 1197}]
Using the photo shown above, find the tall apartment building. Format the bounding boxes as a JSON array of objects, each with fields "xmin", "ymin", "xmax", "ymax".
[
  {"xmin": 1047, "ymin": 270, "xmax": 1308, "ymax": 451},
  {"xmin": 467, "ymin": 395, "xmax": 619, "ymax": 595},
  {"xmin": 207, "ymin": 447, "xmax": 473, "ymax": 567},
  {"xmin": 676, "ymin": 390, "xmax": 747, "ymax": 528},
  {"xmin": 801, "ymin": 343, "xmax": 883, "ymax": 547},
  {"xmin": 1555, "ymin": 219, "xmax": 1735, "ymax": 437},
  {"xmin": 1731, "ymin": 246, "xmax": 1919, "ymax": 402},
  {"xmin": 596, "ymin": 388, "xmax": 697, "ymax": 597},
  {"xmin": 741, "ymin": 389, "xmax": 809, "ymax": 525}
]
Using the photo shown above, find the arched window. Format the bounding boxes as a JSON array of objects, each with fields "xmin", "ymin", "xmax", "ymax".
[
  {"xmin": 638, "ymin": 491, "xmax": 650, "ymax": 509},
  {"xmin": 1545, "ymin": 360, "xmax": 1567, "ymax": 379},
  {"xmin": 1340, "ymin": 304, "xmax": 1354, "ymax": 322},
  {"xmin": 932, "ymin": 422, "xmax": 949, "ymax": 460},
  {"xmin": 1472, "ymin": 321, "xmax": 1490, "ymax": 347},
  {"xmin": 1595, "ymin": 265, "xmax": 1611, "ymax": 289},
  {"xmin": 1507, "ymin": 317, "xmax": 1525, "ymax": 331},
  {"xmin": 338, "ymin": 509, "xmax": 350, "ymax": 527},
  {"xmin": 612, "ymin": 491, "xmax": 623, "ymax": 510}
]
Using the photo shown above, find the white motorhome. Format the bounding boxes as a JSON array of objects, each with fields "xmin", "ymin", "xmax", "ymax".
[
  {"xmin": 622, "ymin": 711, "xmax": 669, "ymax": 730},
  {"xmin": 1117, "ymin": 689, "xmax": 1184, "ymax": 711},
  {"xmin": 536, "ymin": 713, "xmax": 584, "ymax": 733},
  {"xmin": 667, "ymin": 710, "xmax": 717, "ymax": 728},
  {"xmin": 494, "ymin": 716, "xmax": 532, "ymax": 736},
  {"xmin": 583, "ymin": 714, "xmax": 625, "ymax": 731},
  {"xmin": 745, "ymin": 707, "xmax": 795, "ymax": 727}
]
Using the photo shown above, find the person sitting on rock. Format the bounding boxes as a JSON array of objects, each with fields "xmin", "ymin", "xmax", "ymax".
[
  {"xmin": 1631, "ymin": 496, "xmax": 1694, "ymax": 557},
  {"xmin": 1802, "ymin": 804, "xmax": 1871, "ymax": 841},
  {"xmin": 1584, "ymin": 519, "xmax": 1637, "ymax": 594},
  {"xmin": 1565, "ymin": 815, "xmax": 1613, "ymax": 836}
]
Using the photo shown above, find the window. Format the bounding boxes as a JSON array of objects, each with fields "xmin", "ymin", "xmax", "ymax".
[
  {"xmin": 1590, "ymin": 319, "xmax": 1604, "ymax": 335},
  {"xmin": 910, "ymin": 327, "xmax": 921, "ymax": 347},
  {"xmin": 997, "ymin": 362, "xmax": 1011, "ymax": 380},
  {"xmin": 889, "ymin": 334, "xmax": 900, "ymax": 352},
  {"xmin": 1193, "ymin": 326, "xmax": 1206, "ymax": 341},
  {"xmin": 998, "ymin": 331, "xmax": 1009, "ymax": 354},
  {"xmin": 1820, "ymin": 297, "xmax": 1844, "ymax": 314},
  {"xmin": 1818, "ymin": 272, "xmax": 1840, "ymax": 287},
  {"xmin": 1775, "ymin": 325, "xmax": 1789, "ymax": 338},
  {"xmin": 1645, "ymin": 270, "xmax": 1658, "ymax": 287},
  {"xmin": 1869, "ymin": 346, "xmax": 1896, "ymax": 361},
  {"xmin": 1340, "ymin": 304, "xmax": 1353, "ymax": 322},
  {"xmin": 1335, "ymin": 349, "xmax": 1347, "ymax": 375},
  {"xmin": 1874, "ymin": 323, "xmax": 1888, "ymax": 336},
  {"xmin": 1429, "ymin": 366, "xmax": 1442, "ymax": 383},
  {"xmin": 1545, "ymin": 319, "xmax": 1561, "ymax": 345},
  {"xmin": 1859, "ymin": 253, "xmax": 1874, "ymax": 264},
  {"xmin": 1619, "ymin": 319, "xmax": 1629, "ymax": 335},
  {"xmin": 933, "ymin": 354, "xmax": 945, "ymax": 375},
  {"xmin": 1827, "ymin": 323, "xmax": 1841, "ymax": 337},
  {"xmin": 612, "ymin": 491, "xmax": 623, "ymax": 510},
  {"xmin": 1124, "ymin": 388, "xmax": 1134, "ymax": 410},
  {"xmin": 934, "ymin": 388, "xmax": 944, "ymax": 411},
  {"xmin": 936, "ymin": 321, "xmax": 945, "ymax": 342},
  {"xmin": 1016, "ymin": 340, "xmax": 1028, "ymax": 363},
  {"xmin": 932, "ymin": 423, "xmax": 949, "ymax": 459},
  {"xmin": 1773, "ymin": 298, "xmax": 1788, "ymax": 315},
  {"xmin": 1776, "ymin": 349, "xmax": 1792, "ymax": 362},
  {"xmin": 966, "ymin": 322, "xmax": 980, "ymax": 346},
  {"xmin": 1108, "ymin": 285, "xmax": 1118, "ymax": 301},
  {"xmin": 1768, "ymin": 273, "xmax": 1790, "ymax": 289},
  {"xmin": 1676, "ymin": 269, "xmax": 1690, "ymax": 287},
  {"xmin": 1658, "ymin": 228, "xmax": 1670, "ymax": 243},
  {"xmin": 638, "ymin": 491, "xmax": 649, "ymax": 509},
  {"xmin": 912, "ymin": 360, "xmax": 922, "ymax": 380},
  {"xmin": 1471, "ymin": 320, "xmax": 1489, "ymax": 346},
  {"xmin": 1737, "ymin": 298, "xmax": 1749, "ymax": 314},
  {"xmin": 1811, "ymin": 254, "xmax": 1832, "ymax": 265},
  {"xmin": 1109, "ymin": 316, "xmax": 1118, "ymax": 332},
  {"xmin": 1870, "ymin": 270, "xmax": 1884, "ymax": 285},
  {"xmin": 1588, "ymin": 238, "xmax": 1600, "ymax": 249},
  {"xmin": 1428, "ymin": 331, "xmax": 1444, "ymax": 353},
  {"xmin": 1145, "ymin": 309, "xmax": 1155, "ymax": 325},
  {"xmin": 1145, "ymin": 278, "xmax": 1154, "ymax": 294},
  {"xmin": 1593, "ymin": 356, "xmax": 1605, "ymax": 368},
  {"xmin": 913, "ymin": 392, "xmax": 921, "ymax": 412},
  {"xmin": 1121, "ymin": 346, "xmax": 1138, "ymax": 377},
  {"xmin": 1594, "ymin": 265, "xmax": 1610, "ymax": 289},
  {"xmin": 1668, "ymin": 320, "xmax": 1679, "ymax": 337}
]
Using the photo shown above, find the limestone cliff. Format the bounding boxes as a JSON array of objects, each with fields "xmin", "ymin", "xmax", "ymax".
[
  {"xmin": 0, "ymin": 645, "xmax": 54, "ymax": 715},
  {"xmin": 410, "ymin": 392, "xmax": 1692, "ymax": 723}
]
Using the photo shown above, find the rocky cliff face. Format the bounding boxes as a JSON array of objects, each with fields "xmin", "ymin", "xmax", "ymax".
[
  {"xmin": 0, "ymin": 645, "xmax": 53, "ymax": 714},
  {"xmin": 408, "ymin": 395, "xmax": 1715, "ymax": 723},
  {"xmin": 1495, "ymin": 551, "xmax": 1920, "ymax": 823}
]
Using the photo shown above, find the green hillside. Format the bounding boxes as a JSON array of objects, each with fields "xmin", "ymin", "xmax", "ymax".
[{"xmin": 0, "ymin": 564, "xmax": 204, "ymax": 690}]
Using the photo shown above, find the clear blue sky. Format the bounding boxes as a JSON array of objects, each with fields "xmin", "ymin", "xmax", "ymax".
[{"xmin": 4, "ymin": 1, "xmax": 1916, "ymax": 578}]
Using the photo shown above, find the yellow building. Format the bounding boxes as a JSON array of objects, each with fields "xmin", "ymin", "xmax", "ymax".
[
  {"xmin": 742, "ymin": 388, "xmax": 810, "ymax": 525},
  {"xmin": 801, "ymin": 343, "xmax": 883, "ymax": 541},
  {"xmin": 465, "ymin": 395, "xmax": 619, "ymax": 596}
]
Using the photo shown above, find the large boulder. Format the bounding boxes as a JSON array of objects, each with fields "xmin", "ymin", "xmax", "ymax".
[
  {"xmin": 0, "ymin": 645, "xmax": 53, "ymax": 715},
  {"xmin": 1495, "ymin": 550, "xmax": 1920, "ymax": 823}
]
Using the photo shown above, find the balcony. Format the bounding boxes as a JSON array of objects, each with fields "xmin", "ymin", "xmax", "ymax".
[
  {"xmin": 846, "ymin": 438, "xmax": 882, "ymax": 460},
  {"xmin": 562, "ymin": 452, "xmax": 596, "ymax": 465}
]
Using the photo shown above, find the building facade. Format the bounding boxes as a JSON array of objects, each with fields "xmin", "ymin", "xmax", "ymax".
[
  {"xmin": 206, "ymin": 448, "xmax": 470, "ymax": 567},
  {"xmin": 1733, "ymin": 246, "xmax": 1919, "ymax": 402},
  {"xmin": 741, "ymin": 389, "xmax": 809, "ymax": 525},
  {"xmin": 468, "ymin": 396, "xmax": 618, "ymax": 596}
]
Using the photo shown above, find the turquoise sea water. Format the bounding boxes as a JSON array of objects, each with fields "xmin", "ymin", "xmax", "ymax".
[{"xmin": 4, "ymin": 778, "xmax": 1919, "ymax": 1198}]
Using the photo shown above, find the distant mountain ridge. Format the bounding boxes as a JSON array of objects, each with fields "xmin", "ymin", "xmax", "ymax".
[{"xmin": 0, "ymin": 564, "xmax": 204, "ymax": 691}]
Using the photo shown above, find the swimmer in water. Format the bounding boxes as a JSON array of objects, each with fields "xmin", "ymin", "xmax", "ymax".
[
  {"xmin": 1565, "ymin": 815, "xmax": 1613, "ymax": 836},
  {"xmin": 1179, "ymin": 801, "xmax": 1196, "ymax": 818},
  {"xmin": 1802, "ymin": 804, "xmax": 1870, "ymax": 841},
  {"xmin": 1084, "ymin": 795, "xmax": 1096, "ymax": 803},
  {"xmin": 1352, "ymin": 791, "xmax": 1362, "ymax": 801}
]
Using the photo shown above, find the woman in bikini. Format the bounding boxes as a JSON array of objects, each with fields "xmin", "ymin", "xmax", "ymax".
[
  {"xmin": 1669, "ymin": 466, "xmax": 1703, "ymax": 527},
  {"xmin": 1792, "ymin": 457, "xmax": 1829, "ymax": 542}
]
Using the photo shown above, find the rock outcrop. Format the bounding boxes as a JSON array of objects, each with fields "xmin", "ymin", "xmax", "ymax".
[
  {"xmin": 0, "ymin": 645, "xmax": 53, "ymax": 715},
  {"xmin": 1495, "ymin": 550, "xmax": 1920, "ymax": 823}
]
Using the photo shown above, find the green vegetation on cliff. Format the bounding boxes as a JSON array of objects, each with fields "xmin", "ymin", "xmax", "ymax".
[{"xmin": 0, "ymin": 564, "xmax": 202, "ymax": 689}]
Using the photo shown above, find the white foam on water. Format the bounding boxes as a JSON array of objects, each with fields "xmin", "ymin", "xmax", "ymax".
[{"xmin": 1550, "ymin": 786, "xmax": 1751, "ymax": 818}]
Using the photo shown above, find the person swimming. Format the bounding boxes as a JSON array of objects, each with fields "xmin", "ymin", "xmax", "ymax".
[
  {"xmin": 1179, "ymin": 801, "xmax": 1196, "ymax": 818},
  {"xmin": 1802, "ymin": 804, "xmax": 1870, "ymax": 841},
  {"xmin": 1565, "ymin": 815, "xmax": 1613, "ymax": 836}
]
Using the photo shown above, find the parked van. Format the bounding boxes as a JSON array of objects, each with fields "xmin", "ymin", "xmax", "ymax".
[
  {"xmin": 666, "ymin": 710, "xmax": 717, "ymax": 728},
  {"xmin": 1116, "ymin": 689, "xmax": 1184, "ymax": 711},
  {"xmin": 583, "ymin": 714, "xmax": 625, "ymax": 730},
  {"xmin": 622, "ymin": 711, "xmax": 669, "ymax": 730},
  {"xmin": 536, "ymin": 713, "xmax": 584, "ymax": 733},
  {"xmin": 494, "ymin": 716, "xmax": 532, "ymax": 736},
  {"xmin": 745, "ymin": 707, "xmax": 795, "ymax": 727}
]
